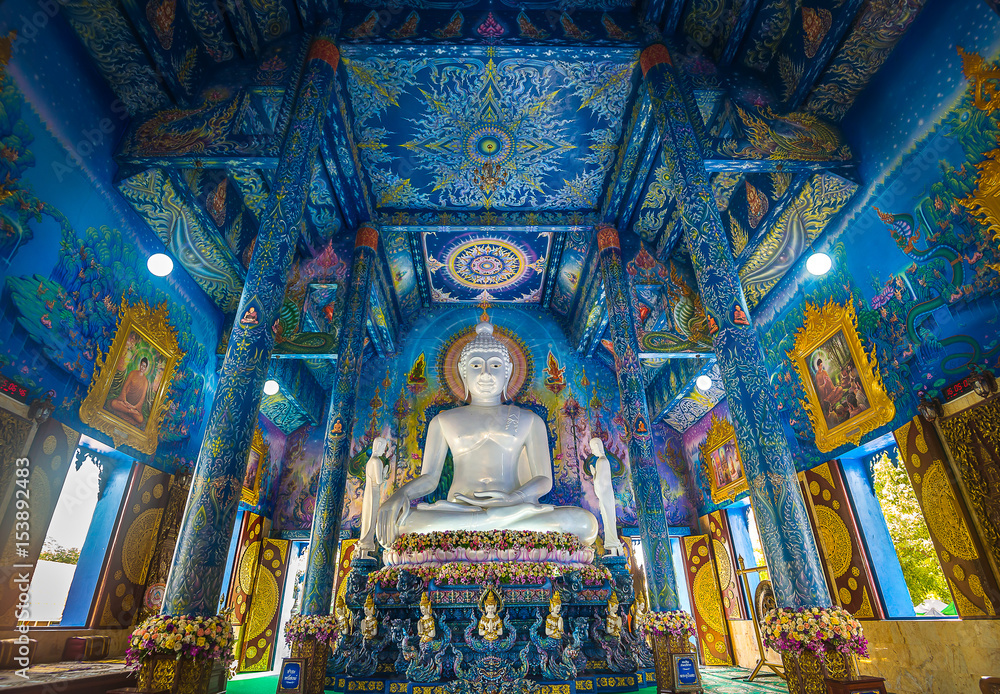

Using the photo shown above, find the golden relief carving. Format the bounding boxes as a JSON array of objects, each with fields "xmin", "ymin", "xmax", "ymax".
[
  {"xmin": 937, "ymin": 398, "xmax": 1000, "ymax": 582},
  {"xmin": 788, "ymin": 297, "xmax": 895, "ymax": 452},
  {"xmin": 122, "ymin": 507, "xmax": 165, "ymax": 584},
  {"xmin": 239, "ymin": 540, "xmax": 262, "ymax": 594},
  {"xmin": 713, "ymin": 538, "xmax": 733, "ymax": 590},
  {"xmin": 921, "ymin": 461, "xmax": 978, "ymax": 561},
  {"xmin": 812, "ymin": 462, "xmax": 834, "ymax": 487},
  {"xmin": 949, "ymin": 578, "xmax": 985, "ymax": 617},
  {"xmin": 813, "ymin": 504, "xmax": 852, "ymax": 578},
  {"xmin": 699, "ymin": 414, "xmax": 748, "ymax": 504},
  {"xmin": 855, "ymin": 587, "xmax": 874, "ymax": 619}
]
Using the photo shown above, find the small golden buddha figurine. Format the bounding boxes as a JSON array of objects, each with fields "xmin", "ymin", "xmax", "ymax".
[
  {"xmin": 360, "ymin": 593, "xmax": 378, "ymax": 641},
  {"xmin": 606, "ymin": 593, "xmax": 623, "ymax": 638},
  {"xmin": 478, "ymin": 588, "xmax": 503, "ymax": 641},
  {"xmin": 545, "ymin": 591, "xmax": 564, "ymax": 639},
  {"xmin": 335, "ymin": 594, "xmax": 352, "ymax": 635},
  {"xmin": 417, "ymin": 592, "xmax": 436, "ymax": 644}
]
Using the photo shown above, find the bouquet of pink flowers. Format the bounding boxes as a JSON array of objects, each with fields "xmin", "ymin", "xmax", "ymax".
[
  {"xmin": 640, "ymin": 610, "xmax": 696, "ymax": 639},
  {"xmin": 761, "ymin": 606, "xmax": 868, "ymax": 659},
  {"xmin": 125, "ymin": 614, "xmax": 234, "ymax": 671},
  {"xmin": 284, "ymin": 614, "xmax": 340, "ymax": 645},
  {"xmin": 390, "ymin": 530, "xmax": 584, "ymax": 555}
]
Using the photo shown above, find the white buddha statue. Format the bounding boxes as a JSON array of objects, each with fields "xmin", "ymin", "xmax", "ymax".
[{"xmin": 375, "ymin": 314, "xmax": 599, "ymax": 548}]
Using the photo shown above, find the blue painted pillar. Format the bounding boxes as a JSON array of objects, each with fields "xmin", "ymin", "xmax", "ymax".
[
  {"xmin": 161, "ymin": 31, "xmax": 341, "ymax": 617},
  {"xmin": 639, "ymin": 43, "xmax": 830, "ymax": 609},
  {"xmin": 301, "ymin": 225, "xmax": 380, "ymax": 616},
  {"xmin": 596, "ymin": 224, "xmax": 679, "ymax": 611}
]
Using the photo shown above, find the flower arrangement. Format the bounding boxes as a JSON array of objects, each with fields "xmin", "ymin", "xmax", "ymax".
[
  {"xmin": 761, "ymin": 606, "xmax": 868, "ymax": 659},
  {"xmin": 284, "ymin": 614, "xmax": 340, "ymax": 645},
  {"xmin": 125, "ymin": 614, "xmax": 235, "ymax": 671},
  {"xmin": 384, "ymin": 530, "xmax": 594, "ymax": 567},
  {"xmin": 640, "ymin": 610, "xmax": 696, "ymax": 639},
  {"xmin": 369, "ymin": 561, "xmax": 611, "ymax": 588}
]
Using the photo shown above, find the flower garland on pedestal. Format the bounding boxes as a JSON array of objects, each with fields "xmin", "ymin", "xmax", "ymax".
[
  {"xmin": 284, "ymin": 614, "xmax": 340, "ymax": 647},
  {"xmin": 761, "ymin": 606, "xmax": 868, "ymax": 694},
  {"xmin": 641, "ymin": 610, "xmax": 699, "ymax": 692},
  {"xmin": 383, "ymin": 530, "xmax": 595, "ymax": 566},
  {"xmin": 369, "ymin": 561, "xmax": 611, "ymax": 588},
  {"xmin": 126, "ymin": 614, "xmax": 234, "ymax": 694}
]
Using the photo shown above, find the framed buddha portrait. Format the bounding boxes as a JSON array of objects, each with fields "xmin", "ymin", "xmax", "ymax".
[
  {"xmin": 241, "ymin": 425, "xmax": 268, "ymax": 506},
  {"xmin": 79, "ymin": 299, "xmax": 183, "ymax": 455},
  {"xmin": 788, "ymin": 297, "xmax": 895, "ymax": 453},
  {"xmin": 700, "ymin": 414, "xmax": 747, "ymax": 505}
]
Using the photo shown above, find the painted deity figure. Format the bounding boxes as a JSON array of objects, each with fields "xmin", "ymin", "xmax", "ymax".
[
  {"xmin": 109, "ymin": 357, "xmax": 150, "ymax": 427},
  {"xmin": 358, "ymin": 436, "xmax": 390, "ymax": 558},
  {"xmin": 376, "ymin": 314, "xmax": 599, "ymax": 547},
  {"xmin": 606, "ymin": 593, "xmax": 623, "ymax": 638},
  {"xmin": 588, "ymin": 438, "xmax": 624, "ymax": 556},
  {"xmin": 417, "ymin": 593, "xmax": 436, "ymax": 643},
  {"xmin": 545, "ymin": 591, "xmax": 564, "ymax": 639},
  {"xmin": 478, "ymin": 589, "xmax": 503, "ymax": 641},
  {"xmin": 335, "ymin": 594, "xmax": 352, "ymax": 635},
  {"xmin": 361, "ymin": 594, "xmax": 378, "ymax": 641}
]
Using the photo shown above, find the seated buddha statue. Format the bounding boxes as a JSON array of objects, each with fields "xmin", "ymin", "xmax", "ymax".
[
  {"xmin": 375, "ymin": 314, "xmax": 599, "ymax": 548},
  {"xmin": 478, "ymin": 588, "xmax": 503, "ymax": 641},
  {"xmin": 334, "ymin": 594, "xmax": 352, "ymax": 635}
]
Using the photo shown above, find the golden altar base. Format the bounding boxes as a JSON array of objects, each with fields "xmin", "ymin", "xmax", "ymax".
[
  {"xmin": 136, "ymin": 654, "xmax": 227, "ymax": 694},
  {"xmin": 289, "ymin": 638, "xmax": 330, "ymax": 694},
  {"xmin": 779, "ymin": 650, "xmax": 857, "ymax": 694}
]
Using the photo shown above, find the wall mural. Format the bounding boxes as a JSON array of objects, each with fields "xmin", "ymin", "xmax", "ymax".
[
  {"xmin": 422, "ymin": 230, "xmax": 552, "ymax": 303},
  {"xmin": 0, "ymin": 24, "xmax": 221, "ymax": 472},
  {"xmin": 681, "ymin": 399, "xmax": 744, "ymax": 517},
  {"xmin": 750, "ymin": 27, "xmax": 1000, "ymax": 470},
  {"xmin": 341, "ymin": 47, "xmax": 638, "ymax": 212}
]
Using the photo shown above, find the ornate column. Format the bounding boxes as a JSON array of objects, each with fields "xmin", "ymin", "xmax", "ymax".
[
  {"xmin": 639, "ymin": 43, "xmax": 830, "ymax": 609},
  {"xmin": 161, "ymin": 31, "xmax": 341, "ymax": 617},
  {"xmin": 301, "ymin": 225, "xmax": 380, "ymax": 616},
  {"xmin": 596, "ymin": 224, "xmax": 679, "ymax": 611}
]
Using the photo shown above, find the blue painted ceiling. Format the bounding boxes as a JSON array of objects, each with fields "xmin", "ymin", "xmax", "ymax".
[{"xmin": 47, "ymin": 0, "xmax": 937, "ymax": 430}]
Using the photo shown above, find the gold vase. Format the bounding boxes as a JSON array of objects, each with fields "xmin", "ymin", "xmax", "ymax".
[
  {"xmin": 780, "ymin": 650, "xmax": 857, "ymax": 694},
  {"xmin": 289, "ymin": 638, "xmax": 330, "ymax": 694},
  {"xmin": 135, "ymin": 655, "xmax": 227, "ymax": 694}
]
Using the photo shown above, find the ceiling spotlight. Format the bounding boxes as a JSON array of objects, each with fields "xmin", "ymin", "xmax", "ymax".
[
  {"xmin": 696, "ymin": 374, "xmax": 713, "ymax": 391},
  {"xmin": 147, "ymin": 253, "xmax": 174, "ymax": 277},
  {"xmin": 806, "ymin": 252, "xmax": 832, "ymax": 276},
  {"xmin": 263, "ymin": 379, "xmax": 280, "ymax": 396}
]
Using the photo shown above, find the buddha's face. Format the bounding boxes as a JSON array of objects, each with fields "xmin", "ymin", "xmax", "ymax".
[
  {"xmin": 421, "ymin": 604, "xmax": 431, "ymax": 617},
  {"xmin": 485, "ymin": 603, "xmax": 497, "ymax": 617},
  {"xmin": 461, "ymin": 351, "xmax": 510, "ymax": 402},
  {"xmin": 552, "ymin": 602, "xmax": 561, "ymax": 615}
]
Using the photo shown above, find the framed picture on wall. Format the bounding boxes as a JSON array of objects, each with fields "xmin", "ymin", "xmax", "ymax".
[
  {"xmin": 788, "ymin": 297, "xmax": 895, "ymax": 452},
  {"xmin": 700, "ymin": 414, "xmax": 747, "ymax": 505},
  {"xmin": 79, "ymin": 299, "xmax": 183, "ymax": 454},
  {"xmin": 241, "ymin": 425, "xmax": 269, "ymax": 505}
]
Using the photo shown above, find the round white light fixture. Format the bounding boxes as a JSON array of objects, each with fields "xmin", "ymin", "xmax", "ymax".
[
  {"xmin": 263, "ymin": 379, "xmax": 280, "ymax": 396},
  {"xmin": 806, "ymin": 252, "xmax": 832, "ymax": 276},
  {"xmin": 696, "ymin": 374, "xmax": 713, "ymax": 391},
  {"xmin": 147, "ymin": 253, "xmax": 174, "ymax": 277}
]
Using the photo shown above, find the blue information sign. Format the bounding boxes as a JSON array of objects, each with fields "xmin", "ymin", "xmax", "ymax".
[
  {"xmin": 676, "ymin": 656, "xmax": 697, "ymax": 685},
  {"xmin": 281, "ymin": 662, "xmax": 301, "ymax": 689}
]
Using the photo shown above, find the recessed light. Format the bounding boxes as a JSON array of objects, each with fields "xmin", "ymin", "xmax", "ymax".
[
  {"xmin": 263, "ymin": 379, "xmax": 280, "ymax": 396},
  {"xmin": 806, "ymin": 252, "xmax": 832, "ymax": 276},
  {"xmin": 147, "ymin": 253, "xmax": 173, "ymax": 276},
  {"xmin": 696, "ymin": 374, "xmax": 713, "ymax": 391}
]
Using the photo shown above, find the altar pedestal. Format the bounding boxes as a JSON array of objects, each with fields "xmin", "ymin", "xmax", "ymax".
[{"xmin": 651, "ymin": 635, "xmax": 701, "ymax": 694}]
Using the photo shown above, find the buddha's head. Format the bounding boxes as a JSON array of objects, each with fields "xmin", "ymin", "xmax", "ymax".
[
  {"xmin": 364, "ymin": 593, "xmax": 375, "ymax": 617},
  {"xmin": 458, "ymin": 314, "xmax": 513, "ymax": 404},
  {"xmin": 335, "ymin": 594, "xmax": 347, "ymax": 617},
  {"xmin": 420, "ymin": 592, "xmax": 432, "ymax": 616},
  {"xmin": 608, "ymin": 593, "xmax": 619, "ymax": 612}
]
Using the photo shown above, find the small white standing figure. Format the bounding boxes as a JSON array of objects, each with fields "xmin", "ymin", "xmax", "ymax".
[
  {"xmin": 358, "ymin": 436, "xmax": 389, "ymax": 558},
  {"xmin": 589, "ymin": 437, "xmax": 624, "ymax": 556}
]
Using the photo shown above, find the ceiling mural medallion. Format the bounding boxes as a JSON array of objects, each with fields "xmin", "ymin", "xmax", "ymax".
[
  {"xmin": 423, "ymin": 231, "xmax": 552, "ymax": 303},
  {"xmin": 343, "ymin": 47, "xmax": 637, "ymax": 212}
]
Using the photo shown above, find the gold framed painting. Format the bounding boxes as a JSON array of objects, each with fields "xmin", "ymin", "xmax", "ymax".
[
  {"xmin": 700, "ymin": 414, "xmax": 747, "ymax": 505},
  {"xmin": 80, "ymin": 299, "xmax": 183, "ymax": 455},
  {"xmin": 241, "ymin": 425, "xmax": 268, "ymax": 505},
  {"xmin": 788, "ymin": 297, "xmax": 895, "ymax": 453}
]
